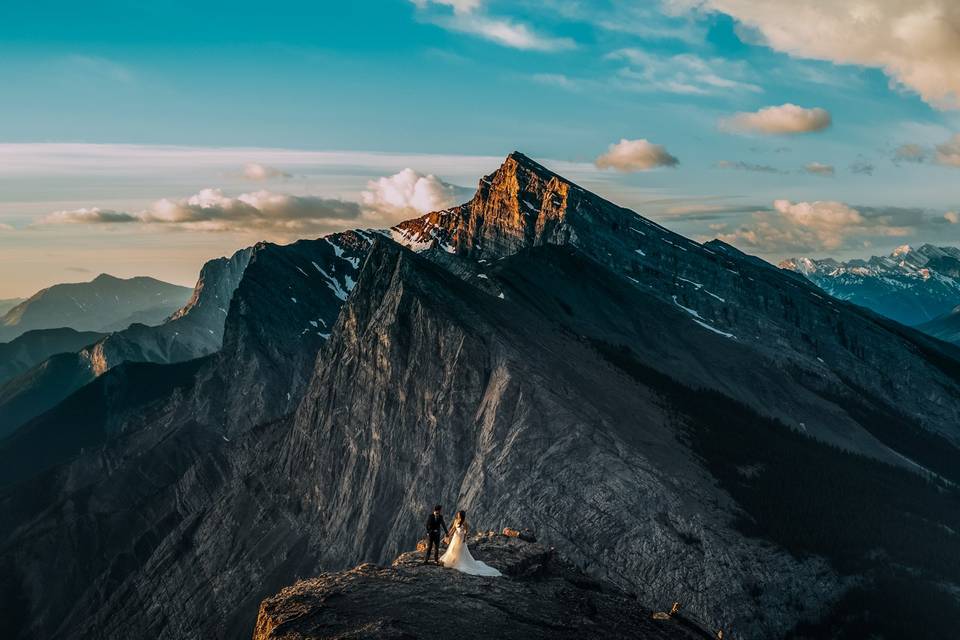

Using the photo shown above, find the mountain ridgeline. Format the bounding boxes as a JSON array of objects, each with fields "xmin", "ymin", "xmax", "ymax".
[
  {"xmin": 2, "ymin": 153, "xmax": 960, "ymax": 640},
  {"xmin": 780, "ymin": 244, "xmax": 960, "ymax": 327},
  {"xmin": 0, "ymin": 273, "xmax": 193, "ymax": 342}
]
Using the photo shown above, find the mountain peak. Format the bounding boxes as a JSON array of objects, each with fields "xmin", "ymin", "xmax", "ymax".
[{"xmin": 891, "ymin": 244, "xmax": 913, "ymax": 257}]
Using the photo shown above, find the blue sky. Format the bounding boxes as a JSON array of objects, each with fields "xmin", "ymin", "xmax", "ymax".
[{"xmin": 1, "ymin": 0, "xmax": 959, "ymax": 297}]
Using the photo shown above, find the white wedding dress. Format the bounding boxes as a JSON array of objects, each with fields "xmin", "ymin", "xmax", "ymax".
[{"xmin": 439, "ymin": 526, "xmax": 502, "ymax": 576}]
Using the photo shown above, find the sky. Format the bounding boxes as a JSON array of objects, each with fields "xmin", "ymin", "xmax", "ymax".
[{"xmin": 1, "ymin": 0, "xmax": 959, "ymax": 298}]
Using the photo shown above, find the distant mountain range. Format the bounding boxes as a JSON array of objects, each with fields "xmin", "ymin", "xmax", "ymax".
[
  {"xmin": 0, "ymin": 273, "xmax": 192, "ymax": 342},
  {"xmin": 780, "ymin": 244, "xmax": 960, "ymax": 326},
  {"xmin": 2, "ymin": 153, "xmax": 960, "ymax": 639},
  {"xmin": 0, "ymin": 250, "xmax": 253, "ymax": 438}
]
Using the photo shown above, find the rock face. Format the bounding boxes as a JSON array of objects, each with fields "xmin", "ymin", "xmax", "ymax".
[
  {"xmin": 253, "ymin": 534, "xmax": 711, "ymax": 640},
  {"xmin": 0, "ymin": 232, "xmax": 368, "ymax": 488},
  {"xmin": 780, "ymin": 244, "xmax": 960, "ymax": 326},
  {"xmin": 2, "ymin": 154, "xmax": 960, "ymax": 640},
  {"xmin": 0, "ymin": 273, "xmax": 192, "ymax": 342}
]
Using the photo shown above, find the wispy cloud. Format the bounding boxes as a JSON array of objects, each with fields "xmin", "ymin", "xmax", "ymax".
[
  {"xmin": 411, "ymin": 0, "xmax": 575, "ymax": 51},
  {"xmin": 607, "ymin": 49, "xmax": 762, "ymax": 95},
  {"xmin": 803, "ymin": 162, "xmax": 835, "ymax": 177},
  {"xmin": 716, "ymin": 160, "xmax": 784, "ymax": 174},
  {"xmin": 936, "ymin": 134, "xmax": 960, "ymax": 167},
  {"xmin": 242, "ymin": 163, "xmax": 291, "ymax": 181}
]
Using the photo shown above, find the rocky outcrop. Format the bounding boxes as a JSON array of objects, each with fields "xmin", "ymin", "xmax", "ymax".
[{"xmin": 253, "ymin": 534, "xmax": 711, "ymax": 640}]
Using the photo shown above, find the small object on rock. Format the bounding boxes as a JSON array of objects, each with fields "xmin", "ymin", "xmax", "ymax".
[
  {"xmin": 652, "ymin": 602, "xmax": 681, "ymax": 621},
  {"xmin": 416, "ymin": 539, "xmax": 428, "ymax": 552},
  {"xmin": 502, "ymin": 527, "xmax": 537, "ymax": 542}
]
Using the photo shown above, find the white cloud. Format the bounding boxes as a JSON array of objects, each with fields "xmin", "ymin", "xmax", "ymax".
[
  {"xmin": 412, "ymin": 0, "xmax": 482, "ymax": 13},
  {"xmin": 944, "ymin": 211, "xmax": 960, "ymax": 224},
  {"xmin": 936, "ymin": 133, "xmax": 960, "ymax": 167},
  {"xmin": 608, "ymin": 49, "xmax": 761, "ymax": 95},
  {"xmin": 361, "ymin": 168, "xmax": 472, "ymax": 223},
  {"xmin": 595, "ymin": 138, "xmax": 679, "ymax": 172},
  {"xmin": 674, "ymin": 0, "xmax": 960, "ymax": 109},
  {"xmin": 36, "ymin": 189, "xmax": 362, "ymax": 236},
  {"xmin": 242, "ymin": 163, "xmax": 290, "ymax": 180},
  {"xmin": 716, "ymin": 199, "xmax": 916, "ymax": 253},
  {"xmin": 448, "ymin": 15, "xmax": 575, "ymax": 50},
  {"xmin": 803, "ymin": 162, "xmax": 835, "ymax": 177},
  {"xmin": 0, "ymin": 222, "xmax": 14, "ymax": 231},
  {"xmin": 140, "ymin": 189, "xmax": 361, "ymax": 232},
  {"xmin": 720, "ymin": 103, "xmax": 831, "ymax": 135},
  {"xmin": 411, "ymin": 0, "xmax": 575, "ymax": 51},
  {"xmin": 532, "ymin": 73, "xmax": 579, "ymax": 91},
  {"xmin": 37, "ymin": 208, "xmax": 139, "ymax": 225}
]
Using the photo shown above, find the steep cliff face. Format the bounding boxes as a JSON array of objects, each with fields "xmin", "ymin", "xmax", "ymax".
[
  {"xmin": 2, "ymin": 154, "xmax": 960, "ymax": 640},
  {"xmin": 82, "ymin": 245, "xmax": 254, "ymax": 376},
  {"xmin": 393, "ymin": 153, "xmax": 960, "ymax": 456},
  {"xmin": 0, "ymin": 232, "xmax": 367, "ymax": 488},
  {"xmin": 253, "ymin": 534, "xmax": 712, "ymax": 640}
]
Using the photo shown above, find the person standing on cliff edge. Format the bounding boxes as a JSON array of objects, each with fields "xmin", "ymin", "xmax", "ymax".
[{"xmin": 423, "ymin": 504, "xmax": 449, "ymax": 565}]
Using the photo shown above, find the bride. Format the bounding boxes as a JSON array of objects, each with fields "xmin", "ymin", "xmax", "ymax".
[{"xmin": 439, "ymin": 510, "xmax": 502, "ymax": 577}]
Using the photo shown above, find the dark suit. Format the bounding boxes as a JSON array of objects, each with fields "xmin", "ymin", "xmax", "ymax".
[{"xmin": 424, "ymin": 512, "xmax": 448, "ymax": 562}]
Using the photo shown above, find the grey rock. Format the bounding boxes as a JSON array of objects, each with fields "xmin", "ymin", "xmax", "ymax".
[{"xmin": 253, "ymin": 534, "xmax": 712, "ymax": 640}]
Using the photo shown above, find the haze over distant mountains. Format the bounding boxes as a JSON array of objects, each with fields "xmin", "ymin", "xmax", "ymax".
[
  {"xmin": 2, "ymin": 153, "xmax": 960, "ymax": 640},
  {"xmin": 0, "ymin": 250, "xmax": 253, "ymax": 439},
  {"xmin": 780, "ymin": 244, "xmax": 960, "ymax": 327},
  {"xmin": 0, "ymin": 274, "xmax": 192, "ymax": 342}
]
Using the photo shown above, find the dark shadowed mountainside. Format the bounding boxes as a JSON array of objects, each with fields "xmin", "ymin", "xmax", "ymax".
[
  {"xmin": 1, "ymin": 154, "xmax": 959, "ymax": 640},
  {"xmin": 0, "ymin": 328, "xmax": 104, "ymax": 387}
]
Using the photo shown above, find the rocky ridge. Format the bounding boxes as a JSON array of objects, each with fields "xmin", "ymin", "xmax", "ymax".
[
  {"xmin": 2, "ymin": 154, "xmax": 960, "ymax": 640},
  {"xmin": 253, "ymin": 534, "xmax": 712, "ymax": 640}
]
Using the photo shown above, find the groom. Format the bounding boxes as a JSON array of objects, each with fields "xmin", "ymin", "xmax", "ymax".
[{"xmin": 422, "ymin": 504, "xmax": 449, "ymax": 565}]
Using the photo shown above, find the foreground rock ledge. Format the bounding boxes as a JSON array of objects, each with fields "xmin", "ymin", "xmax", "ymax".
[{"xmin": 253, "ymin": 533, "xmax": 711, "ymax": 639}]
